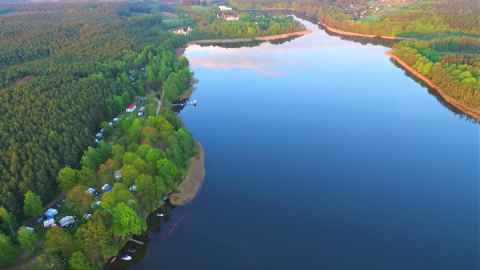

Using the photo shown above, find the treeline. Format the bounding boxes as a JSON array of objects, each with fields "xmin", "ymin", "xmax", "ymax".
[
  {"xmin": 0, "ymin": 3, "xmax": 189, "ymax": 220},
  {"xmin": 325, "ymin": 0, "xmax": 480, "ymax": 38},
  {"xmin": 197, "ymin": 14, "xmax": 305, "ymax": 38},
  {"xmin": 392, "ymin": 39, "xmax": 480, "ymax": 108}
]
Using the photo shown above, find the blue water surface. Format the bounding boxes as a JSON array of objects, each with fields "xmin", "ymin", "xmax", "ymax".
[{"xmin": 126, "ymin": 17, "xmax": 479, "ymax": 270}]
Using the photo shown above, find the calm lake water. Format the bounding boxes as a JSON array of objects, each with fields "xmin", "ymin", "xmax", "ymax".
[{"xmin": 114, "ymin": 16, "xmax": 479, "ymax": 270}]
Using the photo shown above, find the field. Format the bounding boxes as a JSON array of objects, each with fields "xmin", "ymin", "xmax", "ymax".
[
  {"xmin": 189, "ymin": 5, "xmax": 212, "ymax": 10},
  {"xmin": 150, "ymin": 19, "xmax": 194, "ymax": 31}
]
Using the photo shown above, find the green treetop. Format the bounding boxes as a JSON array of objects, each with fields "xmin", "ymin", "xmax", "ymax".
[{"xmin": 23, "ymin": 191, "xmax": 43, "ymax": 218}]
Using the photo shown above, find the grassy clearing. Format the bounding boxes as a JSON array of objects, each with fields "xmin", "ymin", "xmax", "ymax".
[
  {"xmin": 162, "ymin": 18, "xmax": 194, "ymax": 29},
  {"xmin": 189, "ymin": 5, "xmax": 212, "ymax": 10}
]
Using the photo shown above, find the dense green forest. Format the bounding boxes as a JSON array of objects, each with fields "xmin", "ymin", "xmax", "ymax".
[
  {"xmin": 197, "ymin": 13, "xmax": 306, "ymax": 37},
  {"xmin": 392, "ymin": 38, "xmax": 480, "ymax": 107},
  {"xmin": 0, "ymin": 2, "xmax": 200, "ymax": 268}
]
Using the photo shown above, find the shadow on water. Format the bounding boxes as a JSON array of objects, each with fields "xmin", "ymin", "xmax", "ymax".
[
  {"xmin": 317, "ymin": 24, "xmax": 398, "ymax": 48},
  {"xmin": 389, "ymin": 58, "xmax": 478, "ymax": 124},
  {"xmin": 105, "ymin": 202, "xmax": 177, "ymax": 270}
]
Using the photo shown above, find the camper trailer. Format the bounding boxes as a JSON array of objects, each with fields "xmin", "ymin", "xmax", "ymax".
[{"xmin": 59, "ymin": 216, "xmax": 75, "ymax": 227}]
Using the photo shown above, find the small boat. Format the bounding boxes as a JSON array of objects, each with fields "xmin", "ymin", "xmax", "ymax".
[
  {"xmin": 128, "ymin": 248, "xmax": 136, "ymax": 252},
  {"xmin": 163, "ymin": 196, "xmax": 168, "ymax": 201},
  {"xmin": 157, "ymin": 213, "xmax": 164, "ymax": 217},
  {"xmin": 122, "ymin": 255, "xmax": 132, "ymax": 261},
  {"xmin": 110, "ymin": 257, "xmax": 116, "ymax": 264}
]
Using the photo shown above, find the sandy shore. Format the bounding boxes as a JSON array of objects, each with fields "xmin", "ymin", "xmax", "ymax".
[
  {"xmin": 385, "ymin": 51, "xmax": 480, "ymax": 121},
  {"xmin": 322, "ymin": 24, "xmax": 412, "ymax": 40},
  {"xmin": 170, "ymin": 141, "xmax": 205, "ymax": 205},
  {"xmin": 183, "ymin": 29, "xmax": 312, "ymax": 46}
]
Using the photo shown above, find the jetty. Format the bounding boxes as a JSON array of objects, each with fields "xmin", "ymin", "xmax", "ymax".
[{"xmin": 130, "ymin": 238, "xmax": 144, "ymax": 245}]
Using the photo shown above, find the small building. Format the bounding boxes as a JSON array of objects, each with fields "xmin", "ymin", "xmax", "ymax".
[
  {"xmin": 102, "ymin": 184, "xmax": 113, "ymax": 192},
  {"xmin": 126, "ymin": 104, "xmax": 137, "ymax": 112},
  {"xmin": 43, "ymin": 219, "xmax": 56, "ymax": 228},
  {"xmin": 129, "ymin": 69, "xmax": 135, "ymax": 74},
  {"xmin": 113, "ymin": 118, "xmax": 119, "ymax": 122},
  {"xmin": 25, "ymin": 227, "xmax": 35, "ymax": 233},
  {"xmin": 139, "ymin": 97, "xmax": 146, "ymax": 103},
  {"xmin": 96, "ymin": 133, "xmax": 103, "ymax": 138},
  {"xmin": 217, "ymin": 13, "xmax": 239, "ymax": 21},
  {"xmin": 218, "ymin": 5, "xmax": 232, "ymax": 11},
  {"xmin": 95, "ymin": 139, "xmax": 100, "ymax": 144},
  {"xmin": 59, "ymin": 216, "xmax": 75, "ymax": 227},
  {"xmin": 129, "ymin": 185, "xmax": 138, "ymax": 192},
  {"xmin": 172, "ymin": 27, "xmax": 192, "ymax": 35},
  {"xmin": 109, "ymin": 122, "xmax": 113, "ymax": 128},
  {"xmin": 44, "ymin": 208, "xmax": 58, "ymax": 217},
  {"xmin": 83, "ymin": 213, "xmax": 92, "ymax": 219},
  {"xmin": 85, "ymin": 188, "xmax": 97, "ymax": 195}
]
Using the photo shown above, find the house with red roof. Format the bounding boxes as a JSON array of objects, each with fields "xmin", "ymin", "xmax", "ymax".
[
  {"xmin": 217, "ymin": 12, "xmax": 239, "ymax": 21},
  {"xmin": 126, "ymin": 104, "xmax": 136, "ymax": 112}
]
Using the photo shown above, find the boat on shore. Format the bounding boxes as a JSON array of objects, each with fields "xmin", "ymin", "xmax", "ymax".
[{"xmin": 122, "ymin": 255, "xmax": 132, "ymax": 261}]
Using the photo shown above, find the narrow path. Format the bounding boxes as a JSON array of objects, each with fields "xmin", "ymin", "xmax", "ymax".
[{"xmin": 155, "ymin": 90, "xmax": 165, "ymax": 116}]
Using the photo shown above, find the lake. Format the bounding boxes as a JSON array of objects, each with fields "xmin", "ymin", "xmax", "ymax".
[{"xmin": 112, "ymin": 16, "xmax": 479, "ymax": 270}]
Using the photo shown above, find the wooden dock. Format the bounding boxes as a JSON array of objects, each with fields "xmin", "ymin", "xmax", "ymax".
[{"xmin": 130, "ymin": 238, "xmax": 144, "ymax": 245}]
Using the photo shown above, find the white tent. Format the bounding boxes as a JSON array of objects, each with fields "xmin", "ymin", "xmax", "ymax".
[
  {"xmin": 44, "ymin": 208, "xmax": 58, "ymax": 217},
  {"xmin": 59, "ymin": 216, "xmax": 75, "ymax": 227},
  {"xmin": 85, "ymin": 188, "xmax": 96, "ymax": 195},
  {"xmin": 43, "ymin": 219, "xmax": 55, "ymax": 228}
]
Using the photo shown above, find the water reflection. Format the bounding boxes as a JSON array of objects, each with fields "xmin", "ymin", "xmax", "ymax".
[
  {"xmin": 106, "ymin": 202, "xmax": 177, "ymax": 270},
  {"xmin": 112, "ymin": 14, "xmax": 477, "ymax": 270},
  {"xmin": 388, "ymin": 58, "xmax": 478, "ymax": 123}
]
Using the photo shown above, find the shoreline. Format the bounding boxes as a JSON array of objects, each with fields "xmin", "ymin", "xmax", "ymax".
[
  {"xmin": 170, "ymin": 140, "xmax": 205, "ymax": 205},
  {"xmin": 183, "ymin": 29, "xmax": 313, "ymax": 46},
  {"xmin": 322, "ymin": 24, "xmax": 413, "ymax": 40},
  {"xmin": 385, "ymin": 51, "xmax": 480, "ymax": 121}
]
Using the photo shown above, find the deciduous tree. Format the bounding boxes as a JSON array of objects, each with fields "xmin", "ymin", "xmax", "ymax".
[
  {"xmin": 57, "ymin": 167, "xmax": 80, "ymax": 192},
  {"xmin": 23, "ymin": 191, "xmax": 43, "ymax": 218},
  {"xmin": 18, "ymin": 228, "xmax": 38, "ymax": 251},
  {"xmin": 0, "ymin": 207, "xmax": 18, "ymax": 235}
]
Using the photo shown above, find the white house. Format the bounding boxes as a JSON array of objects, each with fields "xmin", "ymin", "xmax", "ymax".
[
  {"xmin": 173, "ymin": 27, "xmax": 192, "ymax": 35},
  {"xmin": 218, "ymin": 5, "xmax": 232, "ymax": 11}
]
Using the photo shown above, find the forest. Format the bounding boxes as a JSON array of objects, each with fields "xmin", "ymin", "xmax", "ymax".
[
  {"xmin": 392, "ymin": 39, "xmax": 480, "ymax": 107},
  {"xmin": 196, "ymin": 13, "xmax": 306, "ymax": 38},
  {"xmin": 0, "ymin": 2, "xmax": 199, "ymax": 269}
]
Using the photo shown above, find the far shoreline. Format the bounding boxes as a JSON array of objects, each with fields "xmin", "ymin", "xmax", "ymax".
[
  {"xmin": 185, "ymin": 29, "xmax": 313, "ymax": 45},
  {"xmin": 175, "ymin": 29, "xmax": 312, "ymax": 57},
  {"xmin": 321, "ymin": 24, "xmax": 413, "ymax": 40},
  {"xmin": 385, "ymin": 51, "xmax": 480, "ymax": 121}
]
